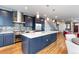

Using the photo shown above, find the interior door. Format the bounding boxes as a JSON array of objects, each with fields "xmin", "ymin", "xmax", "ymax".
[{"xmin": 74, "ymin": 25, "xmax": 78, "ymax": 32}]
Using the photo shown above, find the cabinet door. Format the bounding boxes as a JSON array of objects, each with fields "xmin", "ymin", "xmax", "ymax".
[
  {"xmin": 0, "ymin": 10, "xmax": 4, "ymax": 26},
  {"xmin": 42, "ymin": 35, "xmax": 49, "ymax": 47},
  {"xmin": 6, "ymin": 12, "xmax": 13, "ymax": 26},
  {"xmin": 3, "ymin": 11, "xmax": 13, "ymax": 26},
  {"xmin": 29, "ymin": 37, "xmax": 43, "ymax": 54},
  {"xmin": 0, "ymin": 34, "xmax": 3, "ymax": 47},
  {"xmin": 4, "ymin": 33, "xmax": 14, "ymax": 46},
  {"xmin": 49, "ymin": 33, "xmax": 57, "ymax": 44},
  {"xmin": 25, "ymin": 16, "xmax": 33, "ymax": 27}
]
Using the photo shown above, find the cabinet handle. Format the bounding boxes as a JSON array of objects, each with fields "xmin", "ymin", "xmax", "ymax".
[{"xmin": 46, "ymin": 39, "xmax": 48, "ymax": 41}]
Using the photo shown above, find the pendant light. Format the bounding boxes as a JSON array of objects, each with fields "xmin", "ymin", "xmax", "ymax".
[{"xmin": 36, "ymin": 12, "xmax": 40, "ymax": 19}]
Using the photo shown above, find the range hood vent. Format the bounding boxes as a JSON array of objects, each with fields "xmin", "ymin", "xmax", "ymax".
[{"xmin": 13, "ymin": 11, "xmax": 25, "ymax": 23}]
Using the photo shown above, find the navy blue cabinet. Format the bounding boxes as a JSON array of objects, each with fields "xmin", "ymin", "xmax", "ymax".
[
  {"xmin": 24, "ymin": 16, "xmax": 33, "ymax": 27},
  {"xmin": 29, "ymin": 37, "xmax": 44, "ymax": 53},
  {"xmin": 42, "ymin": 35, "xmax": 49, "ymax": 47},
  {"xmin": 47, "ymin": 33, "xmax": 57, "ymax": 45},
  {"xmin": 22, "ymin": 36, "xmax": 44, "ymax": 54},
  {"xmin": 2, "ymin": 11, "xmax": 13, "ymax": 26},
  {"xmin": 22, "ymin": 36, "xmax": 30, "ymax": 53},
  {"xmin": 0, "ymin": 10, "xmax": 13, "ymax": 26},
  {"xmin": 22, "ymin": 33, "xmax": 57, "ymax": 54},
  {"xmin": 0, "ymin": 10, "xmax": 4, "ymax": 26},
  {"xmin": 0, "ymin": 33, "xmax": 14, "ymax": 47},
  {"xmin": 4, "ymin": 33, "xmax": 14, "ymax": 46},
  {"xmin": 0, "ymin": 34, "xmax": 4, "ymax": 47}
]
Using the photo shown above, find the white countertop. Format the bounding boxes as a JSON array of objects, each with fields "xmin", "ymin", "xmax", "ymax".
[
  {"xmin": 21, "ymin": 31, "xmax": 58, "ymax": 38},
  {"xmin": 0, "ymin": 31, "xmax": 13, "ymax": 34}
]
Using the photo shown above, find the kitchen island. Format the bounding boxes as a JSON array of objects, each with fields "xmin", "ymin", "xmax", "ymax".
[{"xmin": 21, "ymin": 31, "xmax": 58, "ymax": 54}]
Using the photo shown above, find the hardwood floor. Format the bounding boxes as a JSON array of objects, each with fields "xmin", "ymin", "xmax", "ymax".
[
  {"xmin": 37, "ymin": 32, "xmax": 68, "ymax": 54},
  {"xmin": 0, "ymin": 32, "xmax": 67, "ymax": 54},
  {"xmin": 0, "ymin": 42, "xmax": 22, "ymax": 54}
]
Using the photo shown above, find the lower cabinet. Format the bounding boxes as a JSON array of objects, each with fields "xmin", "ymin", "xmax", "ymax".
[
  {"xmin": 0, "ymin": 34, "xmax": 4, "ymax": 47},
  {"xmin": 42, "ymin": 35, "xmax": 49, "ymax": 47},
  {"xmin": 4, "ymin": 33, "xmax": 14, "ymax": 46},
  {"xmin": 48, "ymin": 33, "xmax": 57, "ymax": 44},
  {"xmin": 22, "ymin": 33, "xmax": 57, "ymax": 54},
  {"xmin": 0, "ymin": 33, "xmax": 14, "ymax": 47},
  {"xmin": 29, "ymin": 37, "xmax": 45, "ymax": 53}
]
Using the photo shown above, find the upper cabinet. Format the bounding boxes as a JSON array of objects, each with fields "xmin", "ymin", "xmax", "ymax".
[
  {"xmin": 3, "ymin": 11, "xmax": 13, "ymax": 26},
  {"xmin": 0, "ymin": 11, "xmax": 3, "ymax": 26},
  {"xmin": 24, "ymin": 16, "xmax": 33, "ymax": 27},
  {"xmin": 24, "ymin": 15, "xmax": 35, "ymax": 30},
  {"xmin": 35, "ymin": 18, "xmax": 44, "ymax": 24},
  {"xmin": 0, "ymin": 9, "xmax": 13, "ymax": 26}
]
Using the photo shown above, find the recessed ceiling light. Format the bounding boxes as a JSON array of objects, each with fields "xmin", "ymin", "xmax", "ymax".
[
  {"xmin": 47, "ymin": 17, "xmax": 49, "ymax": 21},
  {"xmin": 25, "ymin": 6, "xmax": 28, "ymax": 10}
]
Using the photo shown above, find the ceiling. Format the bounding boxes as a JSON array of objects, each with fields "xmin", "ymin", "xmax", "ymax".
[{"xmin": 0, "ymin": 5, "xmax": 79, "ymax": 21}]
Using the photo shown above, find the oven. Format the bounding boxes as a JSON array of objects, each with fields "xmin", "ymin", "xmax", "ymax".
[{"xmin": 14, "ymin": 31, "xmax": 22, "ymax": 43}]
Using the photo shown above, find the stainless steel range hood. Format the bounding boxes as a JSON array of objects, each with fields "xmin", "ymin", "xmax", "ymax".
[{"xmin": 13, "ymin": 11, "xmax": 25, "ymax": 23}]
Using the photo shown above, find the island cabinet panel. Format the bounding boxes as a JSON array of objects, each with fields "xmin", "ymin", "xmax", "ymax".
[
  {"xmin": 0, "ymin": 34, "xmax": 4, "ymax": 47},
  {"xmin": 29, "ymin": 37, "xmax": 42, "ymax": 53},
  {"xmin": 22, "ymin": 33, "xmax": 57, "ymax": 54},
  {"xmin": 48, "ymin": 33, "xmax": 57, "ymax": 44},
  {"xmin": 42, "ymin": 35, "xmax": 50, "ymax": 47},
  {"xmin": 22, "ymin": 36, "xmax": 30, "ymax": 54}
]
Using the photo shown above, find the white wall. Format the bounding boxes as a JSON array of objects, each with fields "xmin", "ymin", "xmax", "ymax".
[
  {"xmin": 71, "ymin": 22, "xmax": 74, "ymax": 32},
  {"xmin": 45, "ymin": 19, "xmax": 57, "ymax": 31},
  {"xmin": 59, "ymin": 22, "xmax": 66, "ymax": 32},
  {"xmin": 44, "ymin": 19, "xmax": 66, "ymax": 32},
  {"xmin": 45, "ymin": 20, "xmax": 51, "ymax": 31}
]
